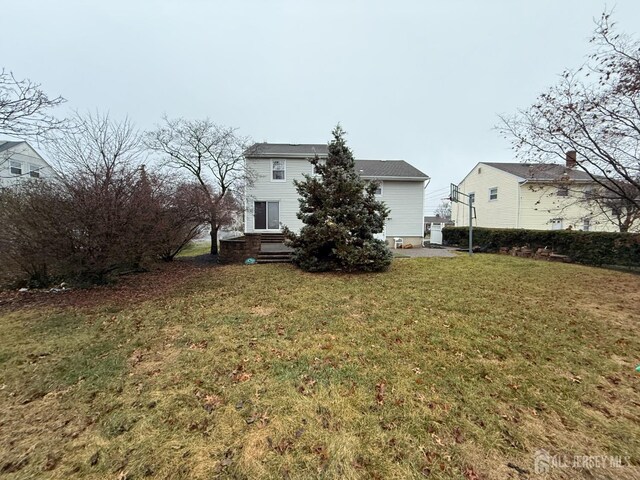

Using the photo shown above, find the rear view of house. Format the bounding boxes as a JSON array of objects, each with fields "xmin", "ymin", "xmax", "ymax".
[{"xmin": 244, "ymin": 143, "xmax": 429, "ymax": 247}]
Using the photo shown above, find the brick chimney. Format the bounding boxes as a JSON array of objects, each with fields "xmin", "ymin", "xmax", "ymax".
[{"xmin": 565, "ymin": 150, "xmax": 577, "ymax": 169}]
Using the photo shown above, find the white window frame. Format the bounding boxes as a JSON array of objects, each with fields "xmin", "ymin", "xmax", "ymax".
[
  {"xmin": 488, "ymin": 187, "xmax": 498, "ymax": 201},
  {"xmin": 373, "ymin": 181, "xmax": 383, "ymax": 196},
  {"xmin": 29, "ymin": 164, "xmax": 40, "ymax": 178},
  {"xmin": 271, "ymin": 159, "xmax": 286, "ymax": 182},
  {"xmin": 10, "ymin": 161, "xmax": 22, "ymax": 175},
  {"xmin": 556, "ymin": 186, "xmax": 569, "ymax": 197},
  {"xmin": 551, "ymin": 218, "xmax": 563, "ymax": 230},
  {"xmin": 582, "ymin": 217, "xmax": 591, "ymax": 231}
]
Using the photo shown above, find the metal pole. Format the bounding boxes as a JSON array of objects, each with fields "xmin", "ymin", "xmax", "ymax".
[{"xmin": 468, "ymin": 198, "xmax": 473, "ymax": 256}]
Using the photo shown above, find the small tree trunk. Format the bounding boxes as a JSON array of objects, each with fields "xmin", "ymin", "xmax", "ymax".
[{"xmin": 210, "ymin": 224, "xmax": 219, "ymax": 255}]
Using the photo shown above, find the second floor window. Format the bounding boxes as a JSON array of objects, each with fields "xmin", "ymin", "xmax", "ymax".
[
  {"xmin": 557, "ymin": 186, "xmax": 569, "ymax": 196},
  {"xmin": 489, "ymin": 187, "xmax": 498, "ymax": 201},
  {"xmin": 10, "ymin": 161, "xmax": 21, "ymax": 175},
  {"xmin": 468, "ymin": 192, "xmax": 475, "ymax": 204},
  {"xmin": 29, "ymin": 164, "xmax": 40, "ymax": 178},
  {"xmin": 272, "ymin": 159, "xmax": 285, "ymax": 181}
]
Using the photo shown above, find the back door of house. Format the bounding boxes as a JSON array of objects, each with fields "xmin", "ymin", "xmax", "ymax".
[{"xmin": 254, "ymin": 201, "xmax": 280, "ymax": 230}]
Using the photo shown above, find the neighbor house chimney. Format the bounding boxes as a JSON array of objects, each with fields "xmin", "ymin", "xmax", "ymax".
[{"xmin": 565, "ymin": 150, "xmax": 577, "ymax": 169}]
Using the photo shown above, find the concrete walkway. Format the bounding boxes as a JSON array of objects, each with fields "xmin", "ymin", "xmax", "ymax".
[
  {"xmin": 393, "ymin": 247, "xmax": 457, "ymax": 258},
  {"xmin": 261, "ymin": 242, "xmax": 456, "ymax": 258}
]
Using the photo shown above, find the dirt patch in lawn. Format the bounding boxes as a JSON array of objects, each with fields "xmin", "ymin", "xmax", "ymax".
[{"xmin": 0, "ymin": 259, "xmax": 214, "ymax": 312}]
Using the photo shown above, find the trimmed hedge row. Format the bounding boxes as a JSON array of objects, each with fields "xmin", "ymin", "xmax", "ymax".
[{"xmin": 443, "ymin": 227, "xmax": 640, "ymax": 267}]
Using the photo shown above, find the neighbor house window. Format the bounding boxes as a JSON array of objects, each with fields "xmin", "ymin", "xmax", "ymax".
[
  {"xmin": 582, "ymin": 217, "xmax": 591, "ymax": 231},
  {"xmin": 489, "ymin": 187, "xmax": 498, "ymax": 201},
  {"xmin": 551, "ymin": 218, "xmax": 563, "ymax": 230},
  {"xmin": 584, "ymin": 188, "xmax": 594, "ymax": 200},
  {"xmin": 10, "ymin": 161, "xmax": 21, "ymax": 175},
  {"xmin": 557, "ymin": 186, "xmax": 568, "ymax": 196},
  {"xmin": 271, "ymin": 159, "xmax": 285, "ymax": 181},
  {"xmin": 29, "ymin": 164, "xmax": 40, "ymax": 178},
  {"xmin": 468, "ymin": 192, "xmax": 475, "ymax": 204},
  {"xmin": 373, "ymin": 182, "xmax": 382, "ymax": 195}
]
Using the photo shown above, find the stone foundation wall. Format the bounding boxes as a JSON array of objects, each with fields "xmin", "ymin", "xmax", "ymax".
[{"xmin": 219, "ymin": 234, "xmax": 261, "ymax": 264}]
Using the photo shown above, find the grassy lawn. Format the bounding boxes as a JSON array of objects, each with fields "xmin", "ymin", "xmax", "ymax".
[
  {"xmin": 176, "ymin": 240, "xmax": 213, "ymax": 258},
  {"xmin": 1, "ymin": 256, "xmax": 639, "ymax": 479}
]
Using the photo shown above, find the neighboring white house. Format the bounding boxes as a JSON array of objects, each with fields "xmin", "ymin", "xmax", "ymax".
[
  {"xmin": 0, "ymin": 141, "xmax": 57, "ymax": 188},
  {"xmin": 453, "ymin": 156, "xmax": 620, "ymax": 232},
  {"xmin": 244, "ymin": 143, "xmax": 430, "ymax": 247}
]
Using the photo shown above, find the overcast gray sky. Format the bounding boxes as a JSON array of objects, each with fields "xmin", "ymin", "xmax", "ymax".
[{"xmin": 3, "ymin": 0, "xmax": 640, "ymax": 213}]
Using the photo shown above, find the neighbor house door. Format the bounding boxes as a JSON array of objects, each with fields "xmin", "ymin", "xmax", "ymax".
[{"xmin": 254, "ymin": 201, "xmax": 280, "ymax": 230}]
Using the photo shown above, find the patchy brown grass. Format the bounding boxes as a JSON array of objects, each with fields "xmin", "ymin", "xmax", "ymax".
[{"xmin": 0, "ymin": 255, "xmax": 639, "ymax": 479}]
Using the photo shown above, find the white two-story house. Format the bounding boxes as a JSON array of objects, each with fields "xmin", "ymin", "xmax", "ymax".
[
  {"xmin": 0, "ymin": 141, "xmax": 57, "ymax": 188},
  {"xmin": 453, "ymin": 156, "xmax": 621, "ymax": 232},
  {"xmin": 244, "ymin": 143, "xmax": 430, "ymax": 247}
]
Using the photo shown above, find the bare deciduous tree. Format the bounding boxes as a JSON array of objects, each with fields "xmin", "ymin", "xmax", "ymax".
[
  {"xmin": 0, "ymin": 69, "xmax": 66, "ymax": 139},
  {"xmin": 0, "ymin": 112, "xmax": 205, "ymax": 286},
  {"xmin": 146, "ymin": 117, "xmax": 253, "ymax": 254},
  {"xmin": 498, "ymin": 12, "xmax": 640, "ymax": 232},
  {"xmin": 434, "ymin": 200, "xmax": 452, "ymax": 219}
]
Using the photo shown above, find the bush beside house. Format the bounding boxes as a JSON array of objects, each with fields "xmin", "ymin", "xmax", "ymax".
[{"xmin": 443, "ymin": 226, "xmax": 640, "ymax": 267}]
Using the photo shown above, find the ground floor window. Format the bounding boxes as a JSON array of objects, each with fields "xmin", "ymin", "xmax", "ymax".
[{"xmin": 254, "ymin": 201, "xmax": 280, "ymax": 230}]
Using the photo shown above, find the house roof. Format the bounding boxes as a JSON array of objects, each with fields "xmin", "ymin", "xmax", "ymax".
[
  {"xmin": 247, "ymin": 143, "xmax": 328, "ymax": 157},
  {"xmin": 483, "ymin": 162, "xmax": 595, "ymax": 182},
  {"xmin": 355, "ymin": 160, "xmax": 428, "ymax": 179},
  {"xmin": 0, "ymin": 141, "xmax": 24, "ymax": 153},
  {"xmin": 246, "ymin": 142, "xmax": 429, "ymax": 180}
]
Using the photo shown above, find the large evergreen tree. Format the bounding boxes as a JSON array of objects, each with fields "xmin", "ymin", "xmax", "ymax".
[{"xmin": 284, "ymin": 126, "xmax": 393, "ymax": 272}]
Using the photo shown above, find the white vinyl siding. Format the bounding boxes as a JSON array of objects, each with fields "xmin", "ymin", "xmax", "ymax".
[
  {"xmin": 454, "ymin": 164, "xmax": 518, "ymax": 228},
  {"xmin": 377, "ymin": 180, "xmax": 424, "ymax": 237},
  {"xmin": 246, "ymin": 157, "xmax": 311, "ymax": 233}
]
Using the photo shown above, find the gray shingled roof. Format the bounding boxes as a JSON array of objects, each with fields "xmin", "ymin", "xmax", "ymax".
[
  {"xmin": 247, "ymin": 143, "xmax": 328, "ymax": 156},
  {"xmin": 355, "ymin": 160, "xmax": 428, "ymax": 179},
  {"xmin": 246, "ymin": 143, "xmax": 429, "ymax": 179},
  {"xmin": 484, "ymin": 162, "xmax": 595, "ymax": 181},
  {"xmin": 0, "ymin": 141, "xmax": 23, "ymax": 153}
]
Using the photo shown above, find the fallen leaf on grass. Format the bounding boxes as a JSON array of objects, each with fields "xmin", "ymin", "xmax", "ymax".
[
  {"xmin": 375, "ymin": 382, "xmax": 386, "ymax": 405},
  {"xmin": 463, "ymin": 466, "xmax": 482, "ymax": 480},
  {"xmin": 188, "ymin": 340, "xmax": 208, "ymax": 350}
]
